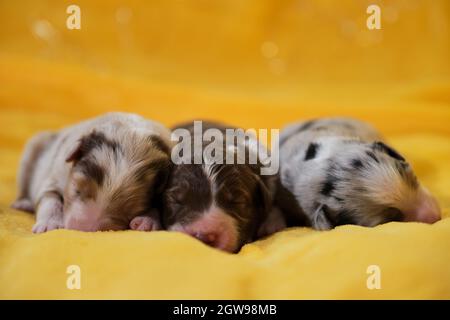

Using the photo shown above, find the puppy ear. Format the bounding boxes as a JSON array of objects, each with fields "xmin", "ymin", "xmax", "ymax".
[
  {"xmin": 66, "ymin": 131, "xmax": 106, "ymax": 163},
  {"xmin": 66, "ymin": 139, "xmax": 85, "ymax": 163},
  {"xmin": 372, "ymin": 141, "xmax": 405, "ymax": 161},
  {"xmin": 148, "ymin": 135, "xmax": 171, "ymax": 156},
  {"xmin": 312, "ymin": 205, "xmax": 334, "ymax": 230}
]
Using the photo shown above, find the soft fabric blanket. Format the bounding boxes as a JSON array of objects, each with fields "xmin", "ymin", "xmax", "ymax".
[{"xmin": 0, "ymin": 0, "xmax": 449, "ymax": 299}]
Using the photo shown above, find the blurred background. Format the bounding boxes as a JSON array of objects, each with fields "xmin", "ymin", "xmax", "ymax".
[{"xmin": 0, "ymin": 0, "xmax": 449, "ymax": 205}]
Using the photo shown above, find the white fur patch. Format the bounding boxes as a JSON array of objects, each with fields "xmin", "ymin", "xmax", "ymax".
[{"xmin": 64, "ymin": 199, "xmax": 103, "ymax": 231}]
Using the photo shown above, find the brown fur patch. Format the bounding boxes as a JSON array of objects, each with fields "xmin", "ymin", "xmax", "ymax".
[
  {"xmin": 66, "ymin": 131, "xmax": 120, "ymax": 163},
  {"xmin": 164, "ymin": 120, "xmax": 274, "ymax": 247}
]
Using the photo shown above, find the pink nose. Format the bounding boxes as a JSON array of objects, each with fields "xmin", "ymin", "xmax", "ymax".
[
  {"xmin": 405, "ymin": 188, "xmax": 441, "ymax": 224},
  {"xmin": 65, "ymin": 215, "xmax": 100, "ymax": 231},
  {"xmin": 168, "ymin": 209, "xmax": 239, "ymax": 252},
  {"xmin": 416, "ymin": 210, "xmax": 441, "ymax": 224}
]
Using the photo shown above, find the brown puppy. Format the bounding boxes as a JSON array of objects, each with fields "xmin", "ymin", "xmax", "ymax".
[
  {"xmin": 12, "ymin": 112, "xmax": 172, "ymax": 233},
  {"xmin": 162, "ymin": 121, "xmax": 284, "ymax": 252}
]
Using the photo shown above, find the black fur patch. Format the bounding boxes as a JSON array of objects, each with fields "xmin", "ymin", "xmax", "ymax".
[
  {"xmin": 335, "ymin": 210, "xmax": 357, "ymax": 226},
  {"xmin": 322, "ymin": 206, "xmax": 357, "ymax": 227},
  {"xmin": 304, "ymin": 143, "xmax": 320, "ymax": 161},
  {"xmin": 366, "ymin": 151, "xmax": 379, "ymax": 163},
  {"xmin": 298, "ymin": 120, "xmax": 316, "ymax": 132},
  {"xmin": 373, "ymin": 141, "xmax": 405, "ymax": 161},
  {"xmin": 321, "ymin": 175, "xmax": 337, "ymax": 196},
  {"xmin": 382, "ymin": 207, "xmax": 404, "ymax": 222},
  {"xmin": 163, "ymin": 164, "xmax": 213, "ymax": 226},
  {"xmin": 351, "ymin": 159, "xmax": 364, "ymax": 169}
]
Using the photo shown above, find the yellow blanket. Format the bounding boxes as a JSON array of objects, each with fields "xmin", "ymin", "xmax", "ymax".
[{"xmin": 0, "ymin": 0, "xmax": 449, "ymax": 299}]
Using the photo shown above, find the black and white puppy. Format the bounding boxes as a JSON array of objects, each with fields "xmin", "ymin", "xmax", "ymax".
[{"xmin": 278, "ymin": 117, "xmax": 441, "ymax": 230}]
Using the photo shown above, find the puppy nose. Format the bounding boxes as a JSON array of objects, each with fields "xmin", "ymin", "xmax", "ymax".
[
  {"xmin": 421, "ymin": 213, "xmax": 440, "ymax": 224},
  {"xmin": 406, "ymin": 188, "xmax": 441, "ymax": 224},
  {"xmin": 65, "ymin": 216, "xmax": 99, "ymax": 231},
  {"xmin": 64, "ymin": 209, "xmax": 103, "ymax": 231},
  {"xmin": 194, "ymin": 232, "xmax": 217, "ymax": 246}
]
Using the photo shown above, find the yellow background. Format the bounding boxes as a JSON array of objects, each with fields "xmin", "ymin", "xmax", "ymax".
[{"xmin": 0, "ymin": 0, "xmax": 449, "ymax": 299}]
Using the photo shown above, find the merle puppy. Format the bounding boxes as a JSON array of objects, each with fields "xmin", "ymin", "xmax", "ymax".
[
  {"xmin": 278, "ymin": 117, "xmax": 441, "ymax": 230},
  {"xmin": 12, "ymin": 112, "xmax": 172, "ymax": 233}
]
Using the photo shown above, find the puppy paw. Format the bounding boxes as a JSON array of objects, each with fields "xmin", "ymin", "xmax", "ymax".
[
  {"xmin": 32, "ymin": 219, "xmax": 64, "ymax": 233},
  {"xmin": 11, "ymin": 198, "xmax": 34, "ymax": 213},
  {"xmin": 130, "ymin": 216, "xmax": 160, "ymax": 231}
]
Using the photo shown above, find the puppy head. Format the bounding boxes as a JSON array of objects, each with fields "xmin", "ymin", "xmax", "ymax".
[
  {"xmin": 163, "ymin": 163, "xmax": 270, "ymax": 252},
  {"xmin": 288, "ymin": 138, "xmax": 441, "ymax": 229},
  {"xmin": 63, "ymin": 131, "xmax": 170, "ymax": 231}
]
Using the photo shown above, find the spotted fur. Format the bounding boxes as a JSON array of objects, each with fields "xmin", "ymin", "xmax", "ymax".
[{"xmin": 278, "ymin": 117, "xmax": 441, "ymax": 230}]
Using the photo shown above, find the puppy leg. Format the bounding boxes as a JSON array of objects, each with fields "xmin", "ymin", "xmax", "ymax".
[
  {"xmin": 257, "ymin": 206, "xmax": 287, "ymax": 238},
  {"xmin": 11, "ymin": 198, "xmax": 34, "ymax": 213},
  {"xmin": 32, "ymin": 192, "xmax": 64, "ymax": 233},
  {"xmin": 12, "ymin": 131, "xmax": 56, "ymax": 213}
]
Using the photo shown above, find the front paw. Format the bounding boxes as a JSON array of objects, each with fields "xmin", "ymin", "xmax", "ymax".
[
  {"xmin": 32, "ymin": 219, "xmax": 64, "ymax": 233},
  {"xmin": 130, "ymin": 216, "xmax": 160, "ymax": 231}
]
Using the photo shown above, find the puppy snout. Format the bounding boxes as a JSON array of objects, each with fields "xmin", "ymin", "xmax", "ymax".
[
  {"xmin": 168, "ymin": 208, "xmax": 239, "ymax": 252},
  {"xmin": 194, "ymin": 232, "xmax": 217, "ymax": 246},
  {"xmin": 406, "ymin": 188, "xmax": 441, "ymax": 224},
  {"xmin": 412, "ymin": 202, "xmax": 441, "ymax": 224},
  {"xmin": 65, "ymin": 215, "xmax": 99, "ymax": 231}
]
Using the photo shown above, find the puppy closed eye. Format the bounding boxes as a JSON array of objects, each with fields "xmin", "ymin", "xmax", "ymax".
[
  {"xmin": 166, "ymin": 187, "xmax": 186, "ymax": 203},
  {"xmin": 72, "ymin": 187, "xmax": 95, "ymax": 200},
  {"xmin": 221, "ymin": 189, "xmax": 250, "ymax": 205},
  {"xmin": 382, "ymin": 207, "xmax": 404, "ymax": 222},
  {"xmin": 70, "ymin": 175, "xmax": 96, "ymax": 200},
  {"xmin": 229, "ymin": 198, "xmax": 249, "ymax": 208}
]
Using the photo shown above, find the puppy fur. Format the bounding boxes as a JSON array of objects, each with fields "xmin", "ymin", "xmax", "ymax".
[
  {"xmin": 278, "ymin": 117, "xmax": 441, "ymax": 230},
  {"xmin": 162, "ymin": 121, "xmax": 284, "ymax": 252},
  {"xmin": 12, "ymin": 112, "xmax": 172, "ymax": 233}
]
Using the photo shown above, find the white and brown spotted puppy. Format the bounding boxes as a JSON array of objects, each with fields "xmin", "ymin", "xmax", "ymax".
[
  {"xmin": 161, "ymin": 121, "xmax": 284, "ymax": 252},
  {"xmin": 11, "ymin": 112, "xmax": 172, "ymax": 233},
  {"xmin": 278, "ymin": 117, "xmax": 441, "ymax": 230}
]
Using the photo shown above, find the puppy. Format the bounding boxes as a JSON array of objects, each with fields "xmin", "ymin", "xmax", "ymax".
[
  {"xmin": 11, "ymin": 112, "xmax": 172, "ymax": 233},
  {"xmin": 161, "ymin": 121, "xmax": 284, "ymax": 252},
  {"xmin": 278, "ymin": 117, "xmax": 441, "ymax": 230}
]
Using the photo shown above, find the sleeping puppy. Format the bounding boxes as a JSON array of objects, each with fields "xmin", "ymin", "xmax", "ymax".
[
  {"xmin": 11, "ymin": 112, "xmax": 172, "ymax": 233},
  {"xmin": 278, "ymin": 117, "xmax": 441, "ymax": 230},
  {"xmin": 161, "ymin": 121, "xmax": 283, "ymax": 252}
]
